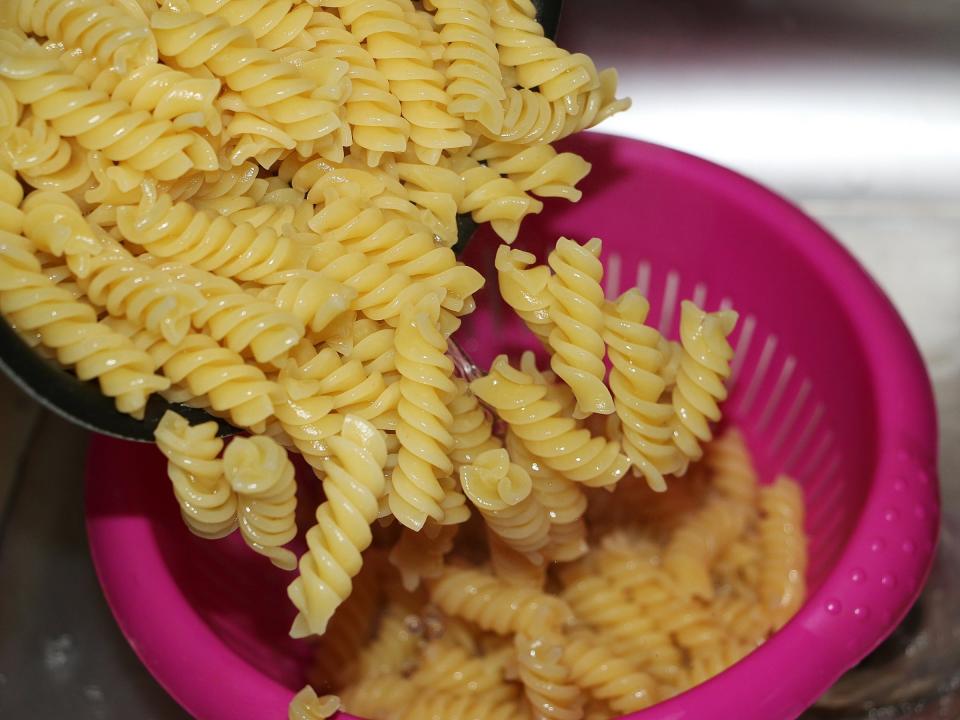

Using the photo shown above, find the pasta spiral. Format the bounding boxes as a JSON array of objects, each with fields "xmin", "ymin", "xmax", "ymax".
[
  {"xmin": 288, "ymin": 686, "xmax": 340, "ymax": 720},
  {"xmin": 461, "ymin": 448, "xmax": 550, "ymax": 561},
  {"xmin": 706, "ymin": 428, "xmax": 759, "ymax": 506},
  {"xmin": 451, "ymin": 154, "xmax": 542, "ymax": 244},
  {"xmin": 223, "ymin": 435, "xmax": 298, "ymax": 570},
  {"xmin": 410, "ymin": 639, "xmax": 507, "ymax": 694},
  {"xmin": 108, "ymin": 63, "xmax": 223, "ymax": 134},
  {"xmin": 24, "ymin": 196, "xmax": 206, "ymax": 345},
  {"xmin": 671, "ymin": 300, "xmax": 738, "ymax": 465},
  {"xmin": 491, "ymin": 0, "xmax": 598, "ymax": 102},
  {"xmin": 0, "ymin": 33, "xmax": 216, "ymax": 190},
  {"xmin": 131, "ymin": 328, "xmax": 276, "ymax": 429},
  {"xmin": 116, "ymin": 192, "xmax": 305, "ymax": 283},
  {"xmin": 495, "ymin": 244, "xmax": 554, "ymax": 345},
  {"xmin": 497, "ymin": 68, "xmax": 629, "ymax": 146},
  {"xmin": 13, "ymin": 0, "xmax": 158, "ymax": 72},
  {"xmin": 515, "ymin": 632, "xmax": 583, "ymax": 720},
  {"xmin": 471, "ymin": 354, "xmax": 629, "ymax": 489},
  {"xmin": 562, "ymin": 630, "xmax": 657, "ymax": 714},
  {"xmin": 388, "ymin": 294, "xmax": 456, "ymax": 531},
  {"xmin": 306, "ymin": 11, "xmax": 408, "ymax": 162},
  {"xmin": 604, "ymin": 289, "xmax": 682, "ymax": 491},
  {"xmin": 0, "ymin": 195, "xmax": 169, "ymax": 416},
  {"xmin": 560, "ymin": 571, "xmax": 681, "ymax": 683},
  {"xmin": 431, "ymin": 0, "xmax": 504, "ymax": 134},
  {"xmin": 288, "ymin": 414, "xmax": 388, "ymax": 638},
  {"xmin": 428, "ymin": 565, "xmax": 574, "ymax": 636},
  {"xmin": 256, "ymin": 272, "xmax": 357, "ymax": 336},
  {"xmin": 4, "ymin": 114, "xmax": 91, "ymax": 192},
  {"xmin": 154, "ymin": 410, "xmax": 239, "ymax": 539},
  {"xmin": 758, "ymin": 476, "xmax": 807, "ymax": 629},
  {"xmin": 448, "ymin": 377, "xmax": 500, "ymax": 468},
  {"xmin": 481, "ymin": 142, "xmax": 592, "ymax": 202},
  {"xmin": 546, "ymin": 237, "xmax": 613, "ymax": 416},
  {"xmin": 331, "ymin": 0, "xmax": 470, "ymax": 165},
  {"xmin": 189, "ymin": 0, "xmax": 315, "ymax": 52}
]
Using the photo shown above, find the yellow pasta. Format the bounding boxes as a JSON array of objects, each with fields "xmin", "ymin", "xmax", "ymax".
[
  {"xmin": 288, "ymin": 686, "xmax": 340, "ymax": 720},
  {"xmin": 222, "ymin": 435, "xmax": 298, "ymax": 570},
  {"xmin": 495, "ymin": 244, "xmax": 554, "ymax": 345},
  {"xmin": 561, "ymin": 629, "xmax": 657, "ymax": 714},
  {"xmin": 4, "ymin": 114, "xmax": 91, "ymax": 192},
  {"xmin": 0, "ymin": 31, "xmax": 216, "ymax": 190},
  {"xmin": 461, "ymin": 448, "xmax": 550, "ymax": 561},
  {"xmin": 429, "ymin": 565, "xmax": 574, "ymax": 636},
  {"xmin": 472, "ymin": 354, "xmax": 630, "ymax": 489},
  {"xmin": 288, "ymin": 414, "xmax": 388, "ymax": 637},
  {"xmin": 388, "ymin": 293, "xmax": 457, "ymax": 530},
  {"xmin": 758, "ymin": 476, "xmax": 807, "ymax": 629},
  {"xmin": 604, "ymin": 289, "xmax": 682, "ymax": 491},
  {"xmin": 515, "ymin": 631, "xmax": 583, "ymax": 720},
  {"xmin": 671, "ymin": 300, "xmax": 739, "ymax": 466},
  {"xmin": 0, "ymin": 6, "xmax": 816, "ymax": 720},
  {"xmin": 546, "ymin": 237, "xmax": 613, "ymax": 416},
  {"xmin": 13, "ymin": 0, "xmax": 158, "ymax": 73},
  {"xmin": 154, "ymin": 410, "xmax": 239, "ymax": 539}
]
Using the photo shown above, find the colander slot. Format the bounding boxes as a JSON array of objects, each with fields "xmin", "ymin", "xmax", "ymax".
[
  {"xmin": 729, "ymin": 313, "xmax": 757, "ymax": 387},
  {"xmin": 770, "ymin": 378, "xmax": 813, "ymax": 456},
  {"xmin": 757, "ymin": 356, "xmax": 797, "ymax": 433},
  {"xmin": 634, "ymin": 259, "xmax": 651, "ymax": 298},
  {"xmin": 691, "ymin": 282, "xmax": 708, "ymax": 310},
  {"xmin": 737, "ymin": 333, "xmax": 778, "ymax": 416},
  {"xmin": 604, "ymin": 251, "xmax": 622, "ymax": 297},
  {"xmin": 657, "ymin": 270, "xmax": 680, "ymax": 335},
  {"xmin": 782, "ymin": 403, "xmax": 825, "ymax": 473}
]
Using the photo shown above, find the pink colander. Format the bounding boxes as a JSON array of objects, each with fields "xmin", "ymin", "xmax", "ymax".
[{"xmin": 85, "ymin": 133, "xmax": 939, "ymax": 720}]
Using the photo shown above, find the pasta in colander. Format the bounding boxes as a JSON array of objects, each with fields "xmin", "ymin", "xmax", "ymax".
[{"xmin": 0, "ymin": 2, "xmax": 813, "ymax": 717}]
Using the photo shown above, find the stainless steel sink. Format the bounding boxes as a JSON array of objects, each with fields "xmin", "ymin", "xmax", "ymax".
[{"xmin": 1, "ymin": 0, "xmax": 958, "ymax": 717}]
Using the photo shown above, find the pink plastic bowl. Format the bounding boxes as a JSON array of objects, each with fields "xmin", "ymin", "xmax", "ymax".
[{"xmin": 86, "ymin": 133, "xmax": 939, "ymax": 720}]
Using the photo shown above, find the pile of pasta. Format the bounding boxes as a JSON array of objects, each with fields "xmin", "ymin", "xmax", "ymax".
[
  {"xmin": 315, "ymin": 428, "xmax": 807, "ymax": 720},
  {"xmin": 0, "ymin": 0, "xmax": 810, "ymax": 718}
]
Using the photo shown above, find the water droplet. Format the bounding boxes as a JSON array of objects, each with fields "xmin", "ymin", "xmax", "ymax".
[
  {"xmin": 894, "ymin": 478, "xmax": 906, "ymax": 492},
  {"xmin": 853, "ymin": 606, "xmax": 870, "ymax": 622},
  {"xmin": 902, "ymin": 540, "xmax": 916, "ymax": 554},
  {"xmin": 914, "ymin": 504, "xmax": 927, "ymax": 520},
  {"xmin": 870, "ymin": 538, "xmax": 886, "ymax": 553},
  {"xmin": 884, "ymin": 508, "xmax": 899, "ymax": 522},
  {"xmin": 825, "ymin": 599, "xmax": 842, "ymax": 615},
  {"xmin": 881, "ymin": 574, "xmax": 897, "ymax": 589},
  {"xmin": 850, "ymin": 568, "xmax": 866, "ymax": 584}
]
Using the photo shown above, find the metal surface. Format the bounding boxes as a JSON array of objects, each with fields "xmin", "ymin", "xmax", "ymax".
[{"xmin": 1, "ymin": 0, "xmax": 959, "ymax": 718}]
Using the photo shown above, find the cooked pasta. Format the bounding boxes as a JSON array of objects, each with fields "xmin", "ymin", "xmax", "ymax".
[
  {"xmin": 604, "ymin": 289, "xmax": 682, "ymax": 491},
  {"xmin": 495, "ymin": 244, "xmax": 554, "ymax": 345},
  {"xmin": 288, "ymin": 414, "xmax": 388, "ymax": 637},
  {"xmin": 515, "ymin": 631, "xmax": 583, "ymax": 720},
  {"xmin": 429, "ymin": 565, "xmax": 574, "ymax": 636},
  {"xmin": 388, "ymin": 293, "xmax": 456, "ymax": 530},
  {"xmin": 154, "ymin": 410, "xmax": 239, "ymax": 539},
  {"xmin": 0, "ymin": 6, "xmax": 814, "ymax": 719},
  {"xmin": 288, "ymin": 686, "xmax": 340, "ymax": 720},
  {"xmin": 671, "ymin": 300, "xmax": 739, "ymax": 467},
  {"xmin": 758, "ymin": 476, "xmax": 807, "ymax": 629},
  {"xmin": 461, "ymin": 448, "xmax": 550, "ymax": 561},
  {"xmin": 546, "ymin": 237, "xmax": 613, "ymax": 417},
  {"xmin": 472, "ymin": 354, "xmax": 630, "ymax": 489},
  {"xmin": 223, "ymin": 434, "xmax": 298, "ymax": 570}
]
